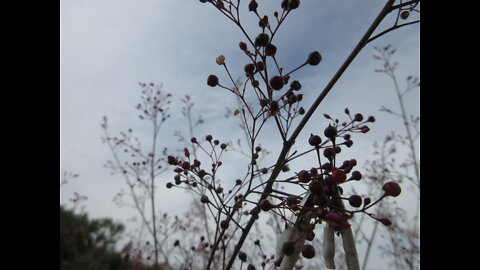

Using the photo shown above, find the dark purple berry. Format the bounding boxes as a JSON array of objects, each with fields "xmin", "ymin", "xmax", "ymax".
[
  {"xmin": 348, "ymin": 195, "xmax": 362, "ymax": 207},
  {"xmin": 302, "ymin": 244, "xmax": 315, "ymax": 259},
  {"xmin": 382, "ymin": 182, "xmax": 401, "ymax": 197},
  {"xmin": 238, "ymin": 251, "xmax": 247, "ymax": 262},
  {"xmin": 324, "ymin": 125, "xmax": 337, "ymax": 140},
  {"xmin": 354, "ymin": 113, "xmax": 364, "ymax": 121},
  {"xmin": 269, "ymin": 76, "xmax": 284, "ymax": 90},
  {"xmin": 307, "ymin": 51, "xmax": 322, "ymax": 66},
  {"xmin": 350, "ymin": 170, "xmax": 362, "ymax": 180},
  {"xmin": 248, "ymin": 0, "xmax": 258, "ymax": 12},
  {"xmin": 207, "ymin": 75, "xmax": 218, "ymax": 87}
]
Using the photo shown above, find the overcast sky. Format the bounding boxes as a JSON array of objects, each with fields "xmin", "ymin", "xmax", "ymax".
[{"xmin": 60, "ymin": 0, "xmax": 419, "ymax": 268}]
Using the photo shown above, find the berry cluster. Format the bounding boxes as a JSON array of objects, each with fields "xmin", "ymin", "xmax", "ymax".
[{"xmin": 204, "ymin": 0, "xmax": 319, "ymax": 130}]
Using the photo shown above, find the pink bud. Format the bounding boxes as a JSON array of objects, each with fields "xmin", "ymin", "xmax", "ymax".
[
  {"xmin": 329, "ymin": 220, "xmax": 351, "ymax": 231},
  {"xmin": 324, "ymin": 212, "xmax": 343, "ymax": 222},
  {"xmin": 379, "ymin": 218, "xmax": 392, "ymax": 226},
  {"xmin": 184, "ymin": 147, "xmax": 190, "ymax": 157}
]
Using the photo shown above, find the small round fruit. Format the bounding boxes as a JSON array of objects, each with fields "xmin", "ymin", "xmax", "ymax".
[
  {"xmin": 269, "ymin": 76, "xmax": 284, "ymax": 90},
  {"xmin": 302, "ymin": 244, "xmax": 315, "ymax": 259},
  {"xmin": 307, "ymin": 51, "xmax": 322, "ymax": 66},
  {"xmin": 207, "ymin": 75, "xmax": 218, "ymax": 87},
  {"xmin": 348, "ymin": 195, "xmax": 362, "ymax": 208},
  {"xmin": 308, "ymin": 134, "xmax": 322, "ymax": 146},
  {"xmin": 382, "ymin": 182, "xmax": 401, "ymax": 197},
  {"xmin": 254, "ymin": 33, "xmax": 270, "ymax": 47},
  {"xmin": 324, "ymin": 125, "xmax": 337, "ymax": 139}
]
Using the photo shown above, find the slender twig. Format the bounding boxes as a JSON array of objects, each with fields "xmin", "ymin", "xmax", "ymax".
[{"xmin": 224, "ymin": 2, "xmax": 398, "ymax": 269}]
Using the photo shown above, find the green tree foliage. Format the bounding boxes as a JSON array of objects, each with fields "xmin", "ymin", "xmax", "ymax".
[{"xmin": 60, "ymin": 206, "xmax": 127, "ymax": 270}]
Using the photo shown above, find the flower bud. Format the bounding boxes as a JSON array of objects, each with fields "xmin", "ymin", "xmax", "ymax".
[
  {"xmin": 254, "ymin": 33, "xmax": 270, "ymax": 47},
  {"xmin": 248, "ymin": 0, "xmax": 258, "ymax": 12},
  {"xmin": 216, "ymin": 55, "xmax": 225, "ymax": 65}
]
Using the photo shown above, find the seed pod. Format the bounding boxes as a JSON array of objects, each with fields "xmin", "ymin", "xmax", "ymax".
[
  {"xmin": 254, "ymin": 33, "xmax": 270, "ymax": 47},
  {"xmin": 290, "ymin": 80, "xmax": 301, "ymax": 90},
  {"xmin": 265, "ymin": 43, "xmax": 277, "ymax": 56},
  {"xmin": 239, "ymin": 42, "xmax": 248, "ymax": 51},
  {"xmin": 200, "ymin": 195, "xmax": 210, "ymax": 204},
  {"xmin": 244, "ymin": 63, "xmax": 255, "ymax": 74}
]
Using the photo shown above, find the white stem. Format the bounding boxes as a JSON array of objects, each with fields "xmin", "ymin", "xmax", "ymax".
[
  {"xmin": 278, "ymin": 227, "xmax": 306, "ymax": 270},
  {"xmin": 323, "ymin": 226, "xmax": 336, "ymax": 270},
  {"xmin": 340, "ymin": 227, "xmax": 360, "ymax": 270}
]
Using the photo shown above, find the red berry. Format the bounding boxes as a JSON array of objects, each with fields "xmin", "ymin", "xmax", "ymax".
[
  {"xmin": 382, "ymin": 182, "xmax": 401, "ymax": 197},
  {"xmin": 302, "ymin": 244, "xmax": 315, "ymax": 259},
  {"xmin": 332, "ymin": 169, "xmax": 347, "ymax": 183}
]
